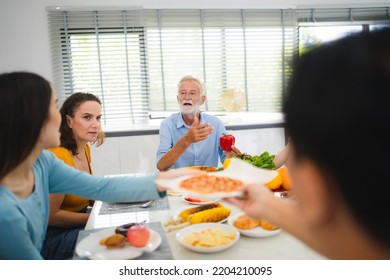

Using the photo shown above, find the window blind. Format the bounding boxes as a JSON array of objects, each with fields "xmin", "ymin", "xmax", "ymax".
[
  {"xmin": 141, "ymin": 9, "xmax": 296, "ymax": 113},
  {"xmin": 47, "ymin": 7, "xmax": 389, "ymax": 130},
  {"xmin": 297, "ymin": 7, "xmax": 390, "ymax": 23}
]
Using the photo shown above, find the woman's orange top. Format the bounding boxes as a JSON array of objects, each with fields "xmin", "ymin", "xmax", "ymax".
[{"xmin": 48, "ymin": 145, "xmax": 92, "ymax": 212}]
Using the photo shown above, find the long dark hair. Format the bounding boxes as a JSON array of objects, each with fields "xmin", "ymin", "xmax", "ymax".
[
  {"xmin": 59, "ymin": 92, "xmax": 105, "ymax": 156},
  {"xmin": 0, "ymin": 72, "xmax": 52, "ymax": 180}
]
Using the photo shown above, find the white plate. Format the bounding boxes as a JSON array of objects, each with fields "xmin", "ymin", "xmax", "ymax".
[
  {"xmin": 227, "ymin": 213, "xmax": 282, "ymax": 237},
  {"xmin": 76, "ymin": 227, "xmax": 161, "ymax": 260},
  {"xmin": 156, "ymin": 175, "xmax": 243, "ymax": 199},
  {"xmin": 176, "ymin": 223, "xmax": 240, "ymax": 253},
  {"xmin": 182, "ymin": 196, "xmax": 220, "ymax": 205},
  {"xmin": 173, "ymin": 204, "xmax": 230, "ymax": 224},
  {"xmin": 155, "ymin": 157, "xmax": 278, "ymax": 199}
]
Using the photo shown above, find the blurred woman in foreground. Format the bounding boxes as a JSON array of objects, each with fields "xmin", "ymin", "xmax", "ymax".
[
  {"xmin": 225, "ymin": 28, "xmax": 390, "ymax": 259},
  {"xmin": 0, "ymin": 72, "xmax": 199, "ymax": 259}
]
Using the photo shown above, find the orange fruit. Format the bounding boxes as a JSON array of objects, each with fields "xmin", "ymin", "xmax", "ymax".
[
  {"xmin": 277, "ymin": 167, "xmax": 293, "ymax": 190},
  {"xmin": 265, "ymin": 173, "xmax": 283, "ymax": 190}
]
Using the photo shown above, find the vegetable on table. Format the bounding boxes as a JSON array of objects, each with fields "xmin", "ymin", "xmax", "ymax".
[
  {"xmin": 188, "ymin": 207, "xmax": 230, "ymax": 224},
  {"xmin": 220, "ymin": 133, "xmax": 235, "ymax": 151},
  {"xmin": 179, "ymin": 203, "xmax": 221, "ymax": 221},
  {"xmin": 236, "ymin": 151, "xmax": 276, "ymax": 170},
  {"xmin": 223, "ymin": 158, "xmax": 231, "ymax": 169},
  {"xmin": 164, "ymin": 203, "xmax": 231, "ymax": 232}
]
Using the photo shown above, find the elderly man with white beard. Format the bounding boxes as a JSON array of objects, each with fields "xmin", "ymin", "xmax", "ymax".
[{"xmin": 156, "ymin": 75, "xmax": 229, "ymax": 171}]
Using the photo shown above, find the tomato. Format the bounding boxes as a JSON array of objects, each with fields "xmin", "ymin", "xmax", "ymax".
[
  {"xmin": 220, "ymin": 133, "xmax": 235, "ymax": 151},
  {"xmin": 126, "ymin": 225, "xmax": 150, "ymax": 247}
]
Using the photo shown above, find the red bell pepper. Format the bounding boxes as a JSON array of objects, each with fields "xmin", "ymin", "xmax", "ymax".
[{"xmin": 220, "ymin": 133, "xmax": 235, "ymax": 151}]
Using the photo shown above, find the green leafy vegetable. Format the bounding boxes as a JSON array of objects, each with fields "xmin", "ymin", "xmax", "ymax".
[{"xmin": 235, "ymin": 151, "xmax": 276, "ymax": 170}]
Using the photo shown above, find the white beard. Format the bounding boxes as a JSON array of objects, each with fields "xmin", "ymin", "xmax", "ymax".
[{"xmin": 179, "ymin": 100, "xmax": 200, "ymax": 116}]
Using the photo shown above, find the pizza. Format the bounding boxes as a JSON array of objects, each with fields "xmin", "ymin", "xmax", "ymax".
[
  {"xmin": 186, "ymin": 166, "xmax": 219, "ymax": 172},
  {"xmin": 179, "ymin": 174, "xmax": 243, "ymax": 194}
]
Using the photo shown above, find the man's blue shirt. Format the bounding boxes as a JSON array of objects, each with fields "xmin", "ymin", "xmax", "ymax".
[{"xmin": 156, "ymin": 112, "xmax": 227, "ymax": 169}]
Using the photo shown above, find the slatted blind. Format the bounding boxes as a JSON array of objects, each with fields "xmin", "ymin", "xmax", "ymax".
[{"xmin": 47, "ymin": 7, "xmax": 389, "ymax": 130}]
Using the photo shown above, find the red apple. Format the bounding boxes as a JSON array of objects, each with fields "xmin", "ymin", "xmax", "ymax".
[{"xmin": 126, "ymin": 225, "xmax": 150, "ymax": 247}]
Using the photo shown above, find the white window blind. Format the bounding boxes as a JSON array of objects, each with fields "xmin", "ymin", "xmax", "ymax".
[
  {"xmin": 48, "ymin": 10, "xmax": 148, "ymax": 128},
  {"xmin": 142, "ymin": 9, "xmax": 296, "ymax": 113},
  {"xmin": 47, "ymin": 7, "xmax": 389, "ymax": 130}
]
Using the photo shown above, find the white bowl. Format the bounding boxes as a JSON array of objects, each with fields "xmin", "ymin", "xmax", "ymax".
[{"xmin": 176, "ymin": 223, "xmax": 240, "ymax": 253}]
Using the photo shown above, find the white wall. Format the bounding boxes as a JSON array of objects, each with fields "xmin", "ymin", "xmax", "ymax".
[{"xmin": 0, "ymin": 0, "xmax": 388, "ymax": 81}]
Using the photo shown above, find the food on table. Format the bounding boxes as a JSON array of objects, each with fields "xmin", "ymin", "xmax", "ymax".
[
  {"xmin": 233, "ymin": 214, "xmax": 259, "ymax": 230},
  {"xmin": 126, "ymin": 225, "xmax": 150, "ymax": 247},
  {"xmin": 219, "ymin": 133, "xmax": 235, "ymax": 151},
  {"xmin": 232, "ymin": 214, "xmax": 279, "ymax": 231},
  {"xmin": 178, "ymin": 203, "xmax": 222, "ymax": 221},
  {"xmin": 184, "ymin": 197, "xmax": 213, "ymax": 204},
  {"xmin": 188, "ymin": 207, "xmax": 230, "ymax": 224},
  {"xmin": 182, "ymin": 227, "xmax": 236, "ymax": 247},
  {"xmin": 265, "ymin": 172, "xmax": 283, "ymax": 190},
  {"xmin": 115, "ymin": 222, "xmax": 140, "ymax": 237},
  {"xmin": 235, "ymin": 151, "xmax": 276, "ymax": 170},
  {"xmin": 223, "ymin": 157, "xmax": 231, "ymax": 169},
  {"xmin": 186, "ymin": 166, "xmax": 219, "ymax": 172},
  {"xmin": 265, "ymin": 166, "xmax": 293, "ymax": 192},
  {"xmin": 277, "ymin": 167, "xmax": 293, "ymax": 190},
  {"xmin": 164, "ymin": 203, "xmax": 231, "ymax": 232},
  {"xmin": 99, "ymin": 233, "xmax": 126, "ymax": 249},
  {"xmin": 259, "ymin": 219, "xmax": 279, "ymax": 231},
  {"xmin": 184, "ymin": 197, "xmax": 202, "ymax": 203},
  {"xmin": 179, "ymin": 174, "xmax": 243, "ymax": 194}
]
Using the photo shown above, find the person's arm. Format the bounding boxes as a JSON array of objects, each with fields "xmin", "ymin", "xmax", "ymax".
[
  {"xmin": 273, "ymin": 142, "xmax": 290, "ymax": 169},
  {"xmin": 47, "ymin": 193, "xmax": 89, "ymax": 228},
  {"xmin": 157, "ymin": 115, "xmax": 213, "ymax": 171},
  {"xmin": 47, "ymin": 156, "xmax": 161, "ymax": 202},
  {"xmin": 157, "ymin": 135, "xmax": 192, "ymax": 171},
  {"xmin": 44, "ymin": 151, "xmax": 181, "ymax": 201},
  {"xmin": 224, "ymin": 182, "xmax": 325, "ymax": 256}
]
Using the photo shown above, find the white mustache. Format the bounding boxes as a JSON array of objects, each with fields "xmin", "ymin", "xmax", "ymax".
[{"xmin": 181, "ymin": 100, "xmax": 193, "ymax": 106}]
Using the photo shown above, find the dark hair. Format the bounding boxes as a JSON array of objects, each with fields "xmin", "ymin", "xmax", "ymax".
[
  {"xmin": 284, "ymin": 28, "xmax": 390, "ymax": 248},
  {"xmin": 59, "ymin": 92, "xmax": 105, "ymax": 155},
  {"xmin": 0, "ymin": 72, "xmax": 52, "ymax": 180}
]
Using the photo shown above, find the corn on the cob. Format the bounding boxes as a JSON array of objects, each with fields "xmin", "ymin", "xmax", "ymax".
[
  {"xmin": 188, "ymin": 207, "xmax": 231, "ymax": 224},
  {"xmin": 164, "ymin": 203, "xmax": 230, "ymax": 232},
  {"xmin": 179, "ymin": 203, "xmax": 221, "ymax": 221}
]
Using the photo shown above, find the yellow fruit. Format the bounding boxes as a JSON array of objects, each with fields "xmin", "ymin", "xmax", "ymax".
[
  {"xmin": 265, "ymin": 173, "xmax": 283, "ymax": 190},
  {"xmin": 223, "ymin": 158, "xmax": 232, "ymax": 170},
  {"xmin": 278, "ymin": 167, "xmax": 293, "ymax": 190}
]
